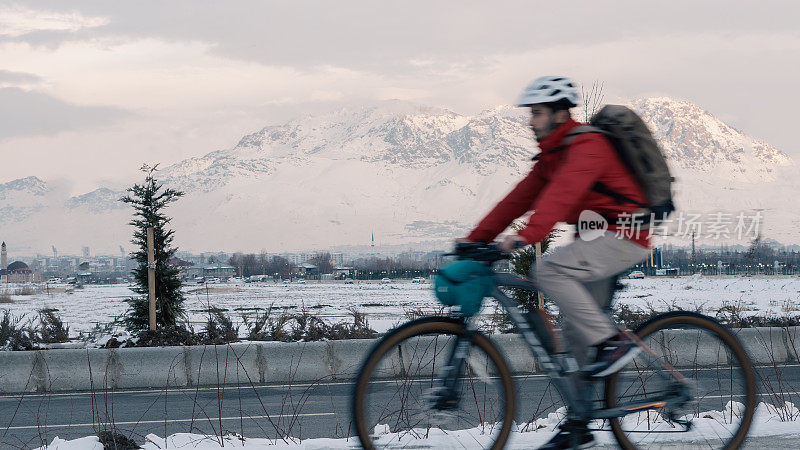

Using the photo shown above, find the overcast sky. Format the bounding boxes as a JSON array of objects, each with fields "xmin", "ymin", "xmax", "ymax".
[{"xmin": 1, "ymin": 1, "xmax": 798, "ymax": 194}]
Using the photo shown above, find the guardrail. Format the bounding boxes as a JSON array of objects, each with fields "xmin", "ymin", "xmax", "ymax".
[{"xmin": 1, "ymin": 327, "xmax": 798, "ymax": 394}]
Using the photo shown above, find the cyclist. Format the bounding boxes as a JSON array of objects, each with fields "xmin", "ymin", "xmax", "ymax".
[{"xmin": 463, "ymin": 76, "xmax": 650, "ymax": 448}]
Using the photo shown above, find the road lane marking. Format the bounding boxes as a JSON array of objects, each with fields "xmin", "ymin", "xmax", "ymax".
[{"xmin": 2, "ymin": 412, "xmax": 335, "ymax": 431}]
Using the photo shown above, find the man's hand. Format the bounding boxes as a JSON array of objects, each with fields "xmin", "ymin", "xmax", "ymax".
[{"xmin": 500, "ymin": 235, "xmax": 529, "ymax": 253}]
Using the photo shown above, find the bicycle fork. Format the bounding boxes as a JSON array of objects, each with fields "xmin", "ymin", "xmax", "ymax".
[{"xmin": 431, "ymin": 331, "xmax": 474, "ymax": 410}]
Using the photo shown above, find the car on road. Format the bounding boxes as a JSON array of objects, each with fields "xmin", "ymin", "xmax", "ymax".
[
  {"xmin": 627, "ymin": 270, "xmax": 645, "ymax": 279},
  {"xmin": 411, "ymin": 277, "xmax": 427, "ymax": 283},
  {"xmin": 344, "ymin": 278, "xmax": 354, "ymax": 284},
  {"xmin": 380, "ymin": 277, "xmax": 392, "ymax": 284}
]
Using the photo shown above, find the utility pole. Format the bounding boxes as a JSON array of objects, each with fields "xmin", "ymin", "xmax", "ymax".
[
  {"xmin": 691, "ymin": 231, "xmax": 696, "ymax": 274},
  {"xmin": 147, "ymin": 227, "xmax": 156, "ymax": 331}
]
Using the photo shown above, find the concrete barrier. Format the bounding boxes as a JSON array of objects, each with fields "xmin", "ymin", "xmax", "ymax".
[
  {"xmin": 0, "ymin": 326, "xmax": 795, "ymax": 394},
  {"xmin": 732, "ymin": 327, "xmax": 790, "ymax": 365}
]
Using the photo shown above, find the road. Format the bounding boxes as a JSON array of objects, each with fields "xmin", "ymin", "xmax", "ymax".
[{"xmin": 2, "ymin": 365, "xmax": 799, "ymax": 449}]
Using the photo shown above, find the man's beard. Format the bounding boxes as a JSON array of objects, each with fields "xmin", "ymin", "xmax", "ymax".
[
  {"xmin": 532, "ymin": 118, "xmax": 563, "ymax": 142},
  {"xmin": 532, "ymin": 124, "xmax": 553, "ymax": 142},
  {"xmin": 532, "ymin": 126, "xmax": 547, "ymax": 142}
]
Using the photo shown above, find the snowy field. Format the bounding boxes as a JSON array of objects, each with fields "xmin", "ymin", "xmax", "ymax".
[{"xmin": 2, "ymin": 275, "xmax": 800, "ymax": 341}]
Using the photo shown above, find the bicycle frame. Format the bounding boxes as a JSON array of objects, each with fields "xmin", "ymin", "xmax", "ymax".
[{"xmin": 439, "ymin": 271, "xmax": 690, "ymax": 424}]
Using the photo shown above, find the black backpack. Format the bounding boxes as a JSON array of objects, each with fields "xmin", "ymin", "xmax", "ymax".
[{"xmin": 567, "ymin": 105, "xmax": 675, "ymax": 224}]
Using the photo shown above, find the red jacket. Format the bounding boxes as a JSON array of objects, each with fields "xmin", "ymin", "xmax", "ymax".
[{"xmin": 467, "ymin": 118, "xmax": 650, "ymax": 248}]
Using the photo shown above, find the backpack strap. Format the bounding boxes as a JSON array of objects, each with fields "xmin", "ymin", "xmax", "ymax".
[
  {"xmin": 531, "ymin": 145, "xmax": 569, "ymax": 161},
  {"xmin": 561, "ymin": 126, "xmax": 648, "ymax": 209},
  {"xmin": 564, "ymin": 125, "xmax": 606, "ymax": 144},
  {"xmin": 591, "ymin": 181, "xmax": 648, "ymax": 208}
]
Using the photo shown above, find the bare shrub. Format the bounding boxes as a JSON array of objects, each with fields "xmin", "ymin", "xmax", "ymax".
[
  {"xmin": 269, "ymin": 314, "xmax": 292, "ymax": 341},
  {"xmin": 0, "ymin": 310, "xmax": 37, "ymax": 350},
  {"xmin": 0, "ymin": 293, "xmax": 12, "ymax": 303},
  {"xmin": 14, "ymin": 285, "xmax": 39, "ymax": 295},
  {"xmin": 97, "ymin": 430, "xmax": 141, "ymax": 449},
  {"xmin": 289, "ymin": 307, "xmax": 326, "ymax": 341},
  {"xmin": 481, "ymin": 304, "xmax": 516, "ymax": 334},
  {"xmin": 243, "ymin": 309, "xmax": 272, "ymax": 341},
  {"xmin": 38, "ymin": 308, "xmax": 70, "ymax": 343},
  {"xmin": 403, "ymin": 308, "xmax": 428, "ymax": 322},
  {"xmin": 201, "ymin": 307, "xmax": 240, "ymax": 344},
  {"xmin": 245, "ymin": 306, "xmax": 376, "ymax": 342},
  {"xmin": 132, "ymin": 324, "xmax": 201, "ymax": 347},
  {"xmin": 77, "ymin": 320, "xmax": 118, "ymax": 345},
  {"xmin": 723, "ymin": 313, "xmax": 800, "ymax": 328},
  {"xmin": 242, "ymin": 304, "xmax": 295, "ymax": 341},
  {"xmin": 326, "ymin": 308, "xmax": 378, "ymax": 340},
  {"xmin": 613, "ymin": 303, "xmax": 660, "ymax": 328}
]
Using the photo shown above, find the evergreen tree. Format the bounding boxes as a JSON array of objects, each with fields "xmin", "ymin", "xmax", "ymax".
[
  {"xmin": 120, "ymin": 164, "xmax": 185, "ymax": 332},
  {"xmin": 489, "ymin": 226, "xmax": 560, "ymax": 334},
  {"xmin": 509, "ymin": 225, "xmax": 559, "ymax": 312}
]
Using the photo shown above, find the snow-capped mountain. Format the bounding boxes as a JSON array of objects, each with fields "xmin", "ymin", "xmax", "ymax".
[
  {"xmin": 0, "ymin": 176, "xmax": 50, "ymax": 224},
  {"xmin": 0, "ymin": 98, "xmax": 797, "ymax": 254},
  {"xmin": 160, "ymin": 102, "xmax": 532, "ymax": 193},
  {"xmin": 632, "ymin": 98, "xmax": 792, "ymax": 182},
  {"xmin": 0, "ymin": 176, "xmax": 48, "ymax": 199}
]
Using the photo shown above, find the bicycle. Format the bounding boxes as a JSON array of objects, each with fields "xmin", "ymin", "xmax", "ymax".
[{"xmin": 351, "ymin": 242, "xmax": 757, "ymax": 449}]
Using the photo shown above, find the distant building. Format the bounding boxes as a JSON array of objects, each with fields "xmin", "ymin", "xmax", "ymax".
[
  {"xmin": 331, "ymin": 252, "xmax": 345, "ymax": 266},
  {"xmin": 0, "ymin": 242, "xmax": 41, "ymax": 282},
  {"xmin": 333, "ymin": 266, "xmax": 355, "ymax": 279},
  {"xmin": 184, "ymin": 263, "xmax": 236, "ymax": 280},
  {"xmin": 3, "ymin": 260, "xmax": 40, "ymax": 283},
  {"xmin": 282, "ymin": 253, "xmax": 314, "ymax": 265},
  {"xmin": 296, "ymin": 262, "xmax": 318, "ymax": 278},
  {"xmin": 169, "ymin": 257, "xmax": 195, "ymax": 279}
]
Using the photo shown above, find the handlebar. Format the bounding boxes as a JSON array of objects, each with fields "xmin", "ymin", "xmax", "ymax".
[{"xmin": 446, "ymin": 241, "xmax": 516, "ymax": 262}]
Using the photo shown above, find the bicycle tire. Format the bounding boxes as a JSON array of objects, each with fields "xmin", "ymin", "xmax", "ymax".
[
  {"xmin": 605, "ymin": 312, "xmax": 757, "ymax": 450},
  {"xmin": 352, "ymin": 317, "xmax": 516, "ymax": 450}
]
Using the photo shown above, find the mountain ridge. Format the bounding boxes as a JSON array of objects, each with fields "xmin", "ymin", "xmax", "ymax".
[{"xmin": 1, "ymin": 97, "xmax": 796, "ymax": 254}]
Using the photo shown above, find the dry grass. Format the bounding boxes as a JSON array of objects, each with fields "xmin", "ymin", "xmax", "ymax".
[
  {"xmin": 782, "ymin": 300, "xmax": 800, "ymax": 314},
  {"xmin": 0, "ymin": 293, "xmax": 12, "ymax": 303},
  {"xmin": 244, "ymin": 304, "xmax": 377, "ymax": 342},
  {"xmin": 186, "ymin": 286, "xmax": 243, "ymax": 294},
  {"xmin": 43, "ymin": 286, "xmax": 73, "ymax": 294},
  {"xmin": 13, "ymin": 286, "xmax": 39, "ymax": 295}
]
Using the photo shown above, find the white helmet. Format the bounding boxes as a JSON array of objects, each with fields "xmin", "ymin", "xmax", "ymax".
[{"xmin": 515, "ymin": 76, "xmax": 580, "ymax": 108}]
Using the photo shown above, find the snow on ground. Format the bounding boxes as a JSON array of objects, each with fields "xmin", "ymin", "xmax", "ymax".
[
  {"xmin": 2, "ymin": 276, "xmax": 800, "ymax": 342},
  {"xmin": 33, "ymin": 402, "xmax": 800, "ymax": 449}
]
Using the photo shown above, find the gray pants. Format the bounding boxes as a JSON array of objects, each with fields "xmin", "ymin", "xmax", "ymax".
[{"xmin": 532, "ymin": 232, "xmax": 649, "ymax": 366}]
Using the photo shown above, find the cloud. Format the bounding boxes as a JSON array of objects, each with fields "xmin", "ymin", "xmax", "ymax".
[
  {"xmin": 0, "ymin": 69, "xmax": 41, "ymax": 89},
  {"xmin": 0, "ymin": 69, "xmax": 40, "ymax": 83},
  {"xmin": 0, "ymin": 4, "xmax": 108, "ymax": 37},
  {"xmin": 0, "ymin": 87, "xmax": 129, "ymax": 139},
  {"xmin": 12, "ymin": 1, "xmax": 797, "ymax": 72}
]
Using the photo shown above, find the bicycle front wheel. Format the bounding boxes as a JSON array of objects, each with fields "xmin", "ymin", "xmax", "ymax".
[
  {"xmin": 605, "ymin": 312, "xmax": 757, "ymax": 449},
  {"xmin": 352, "ymin": 317, "xmax": 516, "ymax": 450}
]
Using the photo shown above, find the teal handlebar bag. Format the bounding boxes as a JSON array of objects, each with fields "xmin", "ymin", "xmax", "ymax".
[{"xmin": 434, "ymin": 260, "xmax": 493, "ymax": 317}]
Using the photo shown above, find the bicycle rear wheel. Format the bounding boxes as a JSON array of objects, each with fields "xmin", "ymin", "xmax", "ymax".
[
  {"xmin": 605, "ymin": 312, "xmax": 757, "ymax": 449},
  {"xmin": 352, "ymin": 317, "xmax": 516, "ymax": 449}
]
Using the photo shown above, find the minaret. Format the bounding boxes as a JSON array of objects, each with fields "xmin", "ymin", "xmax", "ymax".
[{"xmin": 1, "ymin": 242, "xmax": 6, "ymax": 270}]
